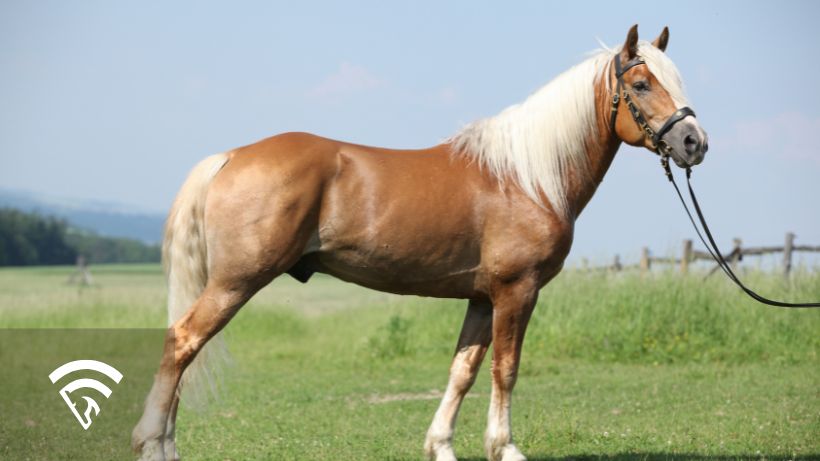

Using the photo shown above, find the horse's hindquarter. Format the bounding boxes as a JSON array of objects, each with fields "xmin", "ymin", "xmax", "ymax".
[{"xmin": 205, "ymin": 132, "xmax": 573, "ymax": 298}]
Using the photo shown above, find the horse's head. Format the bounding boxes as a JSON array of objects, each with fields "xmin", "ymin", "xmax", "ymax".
[{"xmin": 610, "ymin": 25, "xmax": 708, "ymax": 168}]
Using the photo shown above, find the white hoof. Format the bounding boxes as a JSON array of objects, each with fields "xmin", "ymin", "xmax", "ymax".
[
  {"xmin": 487, "ymin": 442, "xmax": 526, "ymax": 461},
  {"xmin": 424, "ymin": 435, "xmax": 457, "ymax": 461},
  {"xmin": 136, "ymin": 438, "xmax": 166, "ymax": 461},
  {"xmin": 163, "ymin": 440, "xmax": 180, "ymax": 461},
  {"xmin": 425, "ymin": 445, "xmax": 457, "ymax": 461}
]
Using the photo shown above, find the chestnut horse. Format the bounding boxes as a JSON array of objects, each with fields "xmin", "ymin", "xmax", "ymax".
[{"xmin": 133, "ymin": 25, "xmax": 708, "ymax": 461}]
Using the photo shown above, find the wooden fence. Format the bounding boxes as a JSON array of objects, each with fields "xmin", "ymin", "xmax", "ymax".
[{"xmin": 580, "ymin": 232, "xmax": 820, "ymax": 276}]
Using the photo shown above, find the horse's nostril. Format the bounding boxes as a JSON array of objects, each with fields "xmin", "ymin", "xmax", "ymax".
[
  {"xmin": 702, "ymin": 139, "xmax": 709, "ymax": 154},
  {"xmin": 684, "ymin": 134, "xmax": 699, "ymax": 155}
]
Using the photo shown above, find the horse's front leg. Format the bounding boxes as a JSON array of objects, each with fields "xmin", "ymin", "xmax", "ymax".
[
  {"xmin": 425, "ymin": 299, "xmax": 493, "ymax": 461},
  {"xmin": 485, "ymin": 280, "xmax": 538, "ymax": 461}
]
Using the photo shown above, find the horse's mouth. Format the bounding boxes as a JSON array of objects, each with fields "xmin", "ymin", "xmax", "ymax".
[{"xmin": 669, "ymin": 148, "xmax": 705, "ymax": 168}]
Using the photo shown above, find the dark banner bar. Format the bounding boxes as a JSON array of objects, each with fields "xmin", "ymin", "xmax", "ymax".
[{"xmin": 0, "ymin": 329, "xmax": 166, "ymax": 459}]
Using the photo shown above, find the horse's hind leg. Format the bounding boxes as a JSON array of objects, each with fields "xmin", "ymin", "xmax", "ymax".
[
  {"xmin": 132, "ymin": 281, "xmax": 259, "ymax": 460},
  {"xmin": 163, "ymin": 392, "xmax": 181, "ymax": 460},
  {"xmin": 425, "ymin": 299, "xmax": 493, "ymax": 461}
]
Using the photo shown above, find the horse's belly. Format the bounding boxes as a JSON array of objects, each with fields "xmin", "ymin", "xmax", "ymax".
[{"xmin": 307, "ymin": 242, "xmax": 482, "ymax": 298}]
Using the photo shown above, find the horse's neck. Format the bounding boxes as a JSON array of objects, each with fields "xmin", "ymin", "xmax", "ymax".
[{"xmin": 563, "ymin": 74, "xmax": 621, "ymax": 220}]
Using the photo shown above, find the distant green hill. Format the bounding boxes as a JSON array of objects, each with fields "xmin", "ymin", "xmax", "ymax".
[
  {"xmin": 0, "ymin": 208, "xmax": 160, "ymax": 266},
  {"xmin": 0, "ymin": 188, "xmax": 164, "ymax": 244}
]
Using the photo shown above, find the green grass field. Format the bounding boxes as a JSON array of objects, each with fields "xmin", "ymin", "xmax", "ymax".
[{"xmin": 1, "ymin": 264, "xmax": 818, "ymax": 460}]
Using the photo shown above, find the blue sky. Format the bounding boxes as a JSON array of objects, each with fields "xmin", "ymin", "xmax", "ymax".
[{"xmin": 1, "ymin": 1, "xmax": 818, "ymax": 265}]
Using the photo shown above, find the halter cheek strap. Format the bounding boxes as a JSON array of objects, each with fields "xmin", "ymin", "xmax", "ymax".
[{"xmin": 609, "ymin": 54, "xmax": 647, "ymax": 133}]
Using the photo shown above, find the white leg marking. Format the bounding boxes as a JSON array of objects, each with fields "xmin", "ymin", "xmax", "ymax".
[
  {"xmin": 485, "ymin": 375, "xmax": 526, "ymax": 461},
  {"xmin": 163, "ymin": 393, "xmax": 181, "ymax": 461},
  {"xmin": 424, "ymin": 345, "xmax": 485, "ymax": 461},
  {"xmin": 133, "ymin": 376, "xmax": 176, "ymax": 460},
  {"xmin": 425, "ymin": 301, "xmax": 492, "ymax": 461}
]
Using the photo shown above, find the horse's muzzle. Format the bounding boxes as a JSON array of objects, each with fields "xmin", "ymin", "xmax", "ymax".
[{"xmin": 668, "ymin": 123, "xmax": 708, "ymax": 168}]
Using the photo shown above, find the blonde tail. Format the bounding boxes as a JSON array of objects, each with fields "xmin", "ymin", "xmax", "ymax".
[{"xmin": 163, "ymin": 152, "xmax": 230, "ymax": 403}]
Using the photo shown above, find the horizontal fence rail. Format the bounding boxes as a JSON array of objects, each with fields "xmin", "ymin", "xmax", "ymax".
[{"xmin": 579, "ymin": 232, "xmax": 820, "ymax": 277}]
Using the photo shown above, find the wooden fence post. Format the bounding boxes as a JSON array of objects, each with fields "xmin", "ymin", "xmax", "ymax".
[
  {"xmin": 731, "ymin": 238, "xmax": 742, "ymax": 269},
  {"xmin": 640, "ymin": 247, "xmax": 650, "ymax": 277},
  {"xmin": 67, "ymin": 255, "xmax": 93, "ymax": 286},
  {"xmin": 612, "ymin": 254, "xmax": 622, "ymax": 272},
  {"xmin": 681, "ymin": 239, "xmax": 693, "ymax": 275},
  {"xmin": 783, "ymin": 232, "xmax": 795, "ymax": 277}
]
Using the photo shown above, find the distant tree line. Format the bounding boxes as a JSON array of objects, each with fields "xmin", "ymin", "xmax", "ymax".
[
  {"xmin": 0, "ymin": 208, "xmax": 76, "ymax": 265},
  {"xmin": 64, "ymin": 231, "xmax": 161, "ymax": 265},
  {"xmin": 0, "ymin": 208, "xmax": 160, "ymax": 266}
]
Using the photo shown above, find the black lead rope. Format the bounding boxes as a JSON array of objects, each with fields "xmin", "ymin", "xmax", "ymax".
[{"xmin": 664, "ymin": 162, "xmax": 820, "ymax": 308}]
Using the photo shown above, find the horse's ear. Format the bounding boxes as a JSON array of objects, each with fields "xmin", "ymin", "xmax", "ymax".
[
  {"xmin": 653, "ymin": 26, "xmax": 669, "ymax": 52},
  {"xmin": 624, "ymin": 24, "xmax": 639, "ymax": 59}
]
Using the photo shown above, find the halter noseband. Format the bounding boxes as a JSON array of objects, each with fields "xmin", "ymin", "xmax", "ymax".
[{"xmin": 608, "ymin": 54, "xmax": 696, "ymax": 177}]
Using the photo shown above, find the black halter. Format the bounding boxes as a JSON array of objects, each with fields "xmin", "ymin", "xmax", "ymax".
[
  {"xmin": 608, "ymin": 54, "xmax": 820, "ymax": 309},
  {"xmin": 608, "ymin": 54, "xmax": 696, "ymax": 177}
]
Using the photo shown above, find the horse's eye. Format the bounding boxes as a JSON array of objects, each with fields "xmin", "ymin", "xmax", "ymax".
[{"xmin": 633, "ymin": 81, "xmax": 650, "ymax": 92}]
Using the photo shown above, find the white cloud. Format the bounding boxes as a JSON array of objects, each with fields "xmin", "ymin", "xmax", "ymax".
[
  {"xmin": 437, "ymin": 86, "xmax": 458, "ymax": 105},
  {"xmin": 306, "ymin": 62, "xmax": 383, "ymax": 99}
]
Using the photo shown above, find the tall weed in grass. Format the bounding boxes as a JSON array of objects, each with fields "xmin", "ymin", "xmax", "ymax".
[{"xmin": 367, "ymin": 314, "xmax": 414, "ymax": 359}]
